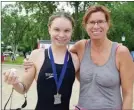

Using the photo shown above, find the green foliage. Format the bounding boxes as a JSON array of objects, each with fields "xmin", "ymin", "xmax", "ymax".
[
  {"xmin": 109, "ymin": 2, "xmax": 134, "ymax": 50},
  {"xmin": 2, "ymin": 1, "xmax": 134, "ymax": 52},
  {"xmin": 2, "ymin": 4, "xmax": 29, "ymax": 54}
]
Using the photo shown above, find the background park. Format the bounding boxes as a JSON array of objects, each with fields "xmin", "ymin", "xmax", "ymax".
[{"xmin": 1, "ymin": 1, "xmax": 134, "ymax": 110}]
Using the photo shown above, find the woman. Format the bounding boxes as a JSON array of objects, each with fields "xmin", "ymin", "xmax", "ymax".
[
  {"xmin": 3, "ymin": 12, "xmax": 79, "ymax": 110},
  {"xmin": 71, "ymin": 5, "xmax": 133, "ymax": 109}
]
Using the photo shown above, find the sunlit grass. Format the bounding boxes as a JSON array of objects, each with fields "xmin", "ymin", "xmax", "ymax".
[{"xmin": 3, "ymin": 56, "xmax": 24, "ymax": 65}]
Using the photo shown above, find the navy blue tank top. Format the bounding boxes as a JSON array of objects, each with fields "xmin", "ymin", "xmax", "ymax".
[{"xmin": 35, "ymin": 49, "xmax": 75, "ymax": 110}]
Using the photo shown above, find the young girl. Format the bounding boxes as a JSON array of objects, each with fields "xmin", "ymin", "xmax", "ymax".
[{"xmin": 3, "ymin": 12, "xmax": 79, "ymax": 110}]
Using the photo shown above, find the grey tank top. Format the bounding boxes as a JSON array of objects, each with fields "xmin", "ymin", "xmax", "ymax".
[{"xmin": 78, "ymin": 40, "xmax": 122, "ymax": 109}]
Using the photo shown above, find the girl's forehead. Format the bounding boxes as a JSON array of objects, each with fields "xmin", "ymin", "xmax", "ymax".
[
  {"xmin": 52, "ymin": 17, "xmax": 70, "ymax": 24},
  {"xmin": 53, "ymin": 17, "xmax": 66, "ymax": 22},
  {"xmin": 51, "ymin": 17, "xmax": 73, "ymax": 28}
]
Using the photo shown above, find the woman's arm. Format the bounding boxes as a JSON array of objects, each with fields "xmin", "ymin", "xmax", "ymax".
[
  {"xmin": 117, "ymin": 45, "xmax": 134, "ymax": 109},
  {"xmin": 69, "ymin": 39, "xmax": 87, "ymax": 62},
  {"xmin": 70, "ymin": 52, "xmax": 80, "ymax": 81}
]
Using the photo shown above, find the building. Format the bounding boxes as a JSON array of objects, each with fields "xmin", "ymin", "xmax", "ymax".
[
  {"xmin": 37, "ymin": 40, "xmax": 51, "ymax": 49},
  {"xmin": 37, "ymin": 40, "xmax": 75, "ymax": 49}
]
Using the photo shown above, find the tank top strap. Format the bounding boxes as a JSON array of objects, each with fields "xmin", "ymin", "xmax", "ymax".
[
  {"xmin": 85, "ymin": 39, "xmax": 91, "ymax": 49},
  {"xmin": 105, "ymin": 42, "xmax": 119, "ymax": 71},
  {"xmin": 68, "ymin": 51, "xmax": 71, "ymax": 61},
  {"xmin": 110, "ymin": 42, "xmax": 118, "ymax": 60},
  {"xmin": 86, "ymin": 41, "xmax": 119, "ymax": 60},
  {"xmin": 84, "ymin": 41, "xmax": 119, "ymax": 66},
  {"xmin": 45, "ymin": 49, "xmax": 49, "ymax": 59},
  {"xmin": 83, "ymin": 39, "xmax": 91, "ymax": 60},
  {"xmin": 45, "ymin": 49, "xmax": 73, "ymax": 64}
]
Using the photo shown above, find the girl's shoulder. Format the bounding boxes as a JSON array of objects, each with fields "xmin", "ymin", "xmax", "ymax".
[
  {"xmin": 31, "ymin": 48, "xmax": 45, "ymax": 54},
  {"xmin": 29, "ymin": 48, "xmax": 45, "ymax": 62}
]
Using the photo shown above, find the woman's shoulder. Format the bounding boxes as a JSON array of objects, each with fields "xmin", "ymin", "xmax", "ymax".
[
  {"xmin": 116, "ymin": 44, "xmax": 132, "ymax": 61},
  {"xmin": 116, "ymin": 44, "xmax": 130, "ymax": 55},
  {"xmin": 75, "ymin": 39, "xmax": 89, "ymax": 46},
  {"xmin": 71, "ymin": 39, "xmax": 89, "ymax": 51}
]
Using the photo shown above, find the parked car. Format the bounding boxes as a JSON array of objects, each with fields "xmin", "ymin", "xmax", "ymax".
[
  {"xmin": 3, "ymin": 52, "xmax": 13, "ymax": 57},
  {"xmin": 130, "ymin": 51, "xmax": 134, "ymax": 61}
]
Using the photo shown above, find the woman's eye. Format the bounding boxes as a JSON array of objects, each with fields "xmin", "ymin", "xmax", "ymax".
[
  {"xmin": 89, "ymin": 21, "xmax": 95, "ymax": 25},
  {"xmin": 65, "ymin": 30, "xmax": 70, "ymax": 33}
]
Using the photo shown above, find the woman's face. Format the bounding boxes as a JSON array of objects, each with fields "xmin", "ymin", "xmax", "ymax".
[
  {"xmin": 49, "ymin": 17, "xmax": 73, "ymax": 46},
  {"xmin": 85, "ymin": 11, "xmax": 109, "ymax": 40}
]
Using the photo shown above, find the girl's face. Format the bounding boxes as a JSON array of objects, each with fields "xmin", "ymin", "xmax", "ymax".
[
  {"xmin": 85, "ymin": 11, "xmax": 109, "ymax": 40},
  {"xmin": 49, "ymin": 17, "xmax": 73, "ymax": 46}
]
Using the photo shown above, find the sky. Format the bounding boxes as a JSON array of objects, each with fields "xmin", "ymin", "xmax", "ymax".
[{"xmin": 1, "ymin": 1, "xmax": 15, "ymax": 8}]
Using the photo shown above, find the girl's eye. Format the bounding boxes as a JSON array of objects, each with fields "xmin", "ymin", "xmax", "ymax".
[{"xmin": 54, "ymin": 28, "xmax": 59, "ymax": 31}]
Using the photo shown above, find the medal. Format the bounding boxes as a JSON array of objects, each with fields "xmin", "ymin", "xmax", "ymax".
[
  {"xmin": 54, "ymin": 93, "xmax": 61, "ymax": 104},
  {"xmin": 49, "ymin": 47, "xmax": 68, "ymax": 105}
]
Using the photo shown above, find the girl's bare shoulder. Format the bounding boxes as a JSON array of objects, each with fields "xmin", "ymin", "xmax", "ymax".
[{"xmin": 29, "ymin": 48, "xmax": 45, "ymax": 62}]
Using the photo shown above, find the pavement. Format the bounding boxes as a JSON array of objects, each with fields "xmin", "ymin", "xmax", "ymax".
[
  {"xmin": 1, "ymin": 64, "xmax": 134, "ymax": 110},
  {"xmin": 1, "ymin": 64, "xmax": 80, "ymax": 110}
]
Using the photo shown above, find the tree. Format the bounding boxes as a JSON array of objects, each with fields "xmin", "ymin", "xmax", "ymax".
[
  {"xmin": 2, "ymin": 1, "xmax": 134, "ymax": 51},
  {"xmin": 2, "ymin": 4, "xmax": 29, "ymax": 54},
  {"xmin": 16, "ymin": 1, "xmax": 57, "ymax": 50}
]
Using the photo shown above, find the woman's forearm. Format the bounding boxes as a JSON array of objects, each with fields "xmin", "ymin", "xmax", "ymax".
[{"xmin": 122, "ymin": 93, "xmax": 133, "ymax": 109}]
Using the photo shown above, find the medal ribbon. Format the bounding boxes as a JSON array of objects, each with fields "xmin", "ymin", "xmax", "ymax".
[{"xmin": 49, "ymin": 46, "xmax": 68, "ymax": 92}]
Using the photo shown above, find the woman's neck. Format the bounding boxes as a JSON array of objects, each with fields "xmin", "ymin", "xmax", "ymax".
[{"xmin": 91, "ymin": 38, "xmax": 112, "ymax": 53}]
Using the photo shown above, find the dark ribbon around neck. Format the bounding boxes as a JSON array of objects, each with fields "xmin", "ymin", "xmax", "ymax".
[{"xmin": 49, "ymin": 46, "xmax": 68, "ymax": 92}]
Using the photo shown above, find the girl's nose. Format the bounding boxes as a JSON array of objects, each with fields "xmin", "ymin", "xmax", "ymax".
[{"xmin": 59, "ymin": 32, "xmax": 65, "ymax": 37}]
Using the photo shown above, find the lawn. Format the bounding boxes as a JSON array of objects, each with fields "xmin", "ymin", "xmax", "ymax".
[{"xmin": 3, "ymin": 56, "xmax": 24, "ymax": 65}]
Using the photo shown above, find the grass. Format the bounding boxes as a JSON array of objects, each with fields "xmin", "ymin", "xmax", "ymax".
[{"xmin": 3, "ymin": 56, "xmax": 24, "ymax": 65}]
